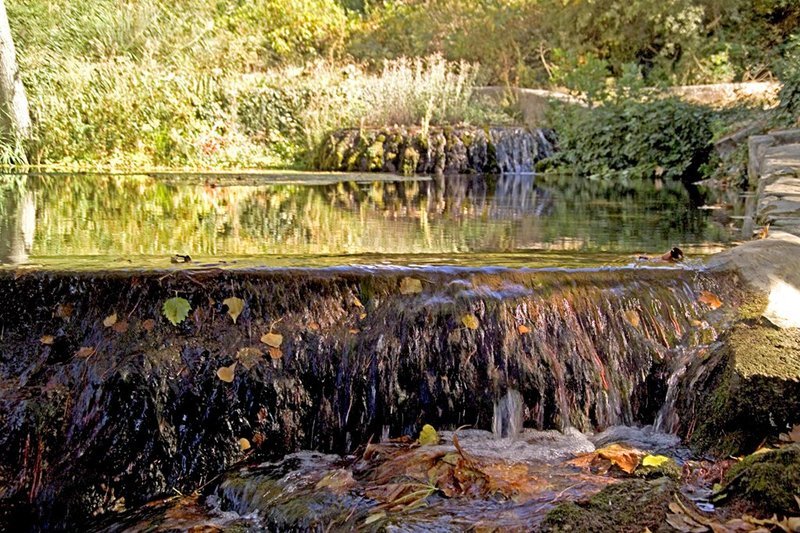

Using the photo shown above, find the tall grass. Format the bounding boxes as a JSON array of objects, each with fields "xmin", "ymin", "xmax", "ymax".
[{"xmin": 4, "ymin": 1, "xmax": 509, "ymax": 170}]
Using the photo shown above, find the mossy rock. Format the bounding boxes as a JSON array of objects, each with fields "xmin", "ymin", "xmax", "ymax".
[
  {"xmin": 541, "ymin": 477, "xmax": 678, "ymax": 532},
  {"xmin": 674, "ymin": 321, "xmax": 800, "ymax": 456},
  {"xmin": 720, "ymin": 445, "xmax": 800, "ymax": 516}
]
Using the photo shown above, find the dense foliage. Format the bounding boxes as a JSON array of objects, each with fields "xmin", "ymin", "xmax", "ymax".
[
  {"xmin": 548, "ymin": 93, "xmax": 716, "ymax": 181},
  {"xmin": 2, "ymin": 0, "xmax": 798, "ymax": 169}
]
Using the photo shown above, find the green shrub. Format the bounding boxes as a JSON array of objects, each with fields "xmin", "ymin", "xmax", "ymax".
[{"xmin": 548, "ymin": 95, "xmax": 716, "ymax": 181}]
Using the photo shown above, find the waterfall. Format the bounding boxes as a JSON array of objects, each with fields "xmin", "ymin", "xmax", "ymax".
[
  {"xmin": 493, "ymin": 389, "xmax": 524, "ymax": 439},
  {"xmin": 489, "ymin": 127, "xmax": 555, "ymax": 174}
]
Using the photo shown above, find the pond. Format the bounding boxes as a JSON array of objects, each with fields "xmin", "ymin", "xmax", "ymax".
[{"xmin": 0, "ymin": 172, "xmax": 735, "ymax": 270}]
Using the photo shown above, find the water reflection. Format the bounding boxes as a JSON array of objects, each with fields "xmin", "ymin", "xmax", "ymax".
[{"xmin": 0, "ymin": 173, "xmax": 734, "ymax": 267}]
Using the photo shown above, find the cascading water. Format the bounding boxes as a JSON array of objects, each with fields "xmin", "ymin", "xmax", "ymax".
[{"xmin": 492, "ymin": 389, "xmax": 524, "ymax": 438}]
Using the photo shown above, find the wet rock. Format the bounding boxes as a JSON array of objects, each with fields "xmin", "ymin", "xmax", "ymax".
[
  {"xmin": 0, "ymin": 267, "xmax": 732, "ymax": 529},
  {"xmin": 540, "ymin": 477, "xmax": 678, "ymax": 532},
  {"xmin": 671, "ymin": 321, "xmax": 800, "ymax": 456},
  {"xmin": 719, "ymin": 444, "xmax": 800, "ymax": 516}
]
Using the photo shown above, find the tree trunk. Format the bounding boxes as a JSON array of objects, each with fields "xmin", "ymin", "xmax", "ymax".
[{"xmin": 0, "ymin": 0, "xmax": 31, "ymax": 155}]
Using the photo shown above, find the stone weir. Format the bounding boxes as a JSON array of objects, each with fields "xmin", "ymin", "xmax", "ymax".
[
  {"xmin": 0, "ymin": 266, "xmax": 740, "ymax": 530},
  {"xmin": 315, "ymin": 126, "xmax": 556, "ymax": 174}
]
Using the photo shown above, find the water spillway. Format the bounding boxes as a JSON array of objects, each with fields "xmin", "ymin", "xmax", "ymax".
[{"xmin": 0, "ymin": 265, "xmax": 739, "ymax": 530}]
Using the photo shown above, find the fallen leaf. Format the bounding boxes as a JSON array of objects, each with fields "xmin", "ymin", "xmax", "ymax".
[
  {"xmin": 351, "ymin": 296, "xmax": 364, "ymax": 308},
  {"xmin": 789, "ymin": 424, "xmax": 800, "ymax": 443},
  {"xmin": 642, "ymin": 454, "xmax": 670, "ymax": 468},
  {"xmin": 568, "ymin": 444, "xmax": 644, "ymax": 474},
  {"xmin": 348, "ymin": 328, "xmax": 360, "ymax": 334},
  {"xmin": 112, "ymin": 320, "xmax": 129, "ymax": 333},
  {"xmin": 260, "ymin": 332, "xmax": 283, "ymax": 348},
  {"xmin": 75, "ymin": 346, "xmax": 96, "ymax": 358},
  {"xmin": 698, "ymin": 291, "xmax": 723, "ymax": 310},
  {"xmin": 307, "ymin": 321, "xmax": 320, "ymax": 331},
  {"xmin": 315, "ymin": 469, "xmax": 356, "ymax": 494},
  {"xmin": 252, "ymin": 432, "xmax": 265, "ymax": 446},
  {"xmin": 223, "ymin": 297, "xmax": 245, "ymax": 324},
  {"xmin": 236, "ymin": 347, "xmax": 263, "ymax": 370},
  {"xmin": 461, "ymin": 314, "xmax": 479, "ymax": 330},
  {"xmin": 55, "ymin": 303, "xmax": 73, "ymax": 320},
  {"xmin": 359, "ymin": 312, "xmax": 367, "ymax": 320},
  {"xmin": 103, "ymin": 313, "xmax": 118, "ymax": 327},
  {"xmin": 400, "ymin": 277, "xmax": 423, "ymax": 295},
  {"xmin": 517, "ymin": 324, "xmax": 531, "ymax": 334},
  {"xmin": 141, "ymin": 319, "xmax": 156, "ymax": 332},
  {"xmin": 216, "ymin": 362, "xmax": 236, "ymax": 383},
  {"xmin": 163, "ymin": 297, "xmax": 191, "ymax": 326},
  {"xmin": 238, "ymin": 438, "xmax": 251, "ymax": 451},
  {"xmin": 40, "ymin": 335, "xmax": 54, "ymax": 345},
  {"xmin": 364, "ymin": 512, "xmax": 386, "ymax": 525},
  {"xmin": 623, "ymin": 309, "xmax": 641, "ymax": 329},
  {"xmin": 418, "ymin": 424, "xmax": 439, "ymax": 446},
  {"xmin": 267, "ymin": 346, "xmax": 283, "ymax": 359}
]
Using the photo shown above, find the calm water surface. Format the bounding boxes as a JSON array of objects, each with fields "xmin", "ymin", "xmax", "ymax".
[{"xmin": 0, "ymin": 172, "xmax": 736, "ymax": 269}]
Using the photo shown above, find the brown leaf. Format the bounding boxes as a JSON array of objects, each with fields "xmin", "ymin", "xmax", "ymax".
[
  {"xmin": 236, "ymin": 347, "xmax": 263, "ymax": 370},
  {"xmin": 348, "ymin": 328, "xmax": 360, "ymax": 334},
  {"xmin": 307, "ymin": 321, "xmax": 320, "ymax": 331},
  {"xmin": 55, "ymin": 303, "xmax": 73, "ymax": 320},
  {"xmin": 112, "ymin": 320, "xmax": 129, "ymax": 333},
  {"xmin": 267, "ymin": 346, "xmax": 283, "ymax": 359},
  {"xmin": 399, "ymin": 277, "xmax": 423, "ymax": 295},
  {"xmin": 567, "ymin": 444, "xmax": 644, "ymax": 474},
  {"xmin": 103, "ymin": 313, "xmax": 118, "ymax": 328},
  {"xmin": 75, "ymin": 346, "xmax": 96, "ymax": 358},
  {"xmin": 223, "ymin": 297, "xmax": 245, "ymax": 324},
  {"xmin": 261, "ymin": 332, "xmax": 283, "ymax": 348},
  {"xmin": 40, "ymin": 335, "xmax": 54, "ymax": 345},
  {"xmin": 698, "ymin": 291, "xmax": 723, "ymax": 310},
  {"xmin": 461, "ymin": 314, "xmax": 479, "ymax": 330},
  {"xmin": 252, "ymin": 432, "xmax": 266, "ymax": 446},
  {"xmin": 789, "ymin": 424, "xmax": 800, "ymax": 443},
  {"xmin": 517, "ymin": 324, "xmax": 531, "ymax": 334},
  {"xmin": 141, "ymin": 319, "xmax": 156, "ymax": 332},
  {"xmin": 216, "ymin": 362, "xmax": 236, "ymax": 383}
]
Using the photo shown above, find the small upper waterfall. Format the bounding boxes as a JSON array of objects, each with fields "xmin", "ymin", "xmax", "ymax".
[
  {"xmin": 489, "ymin": 127, "xmax": 555, "ymax": 174},
  {"xmin": 492, "ymin": 389, "xmax": 525, "ymax": 438}
]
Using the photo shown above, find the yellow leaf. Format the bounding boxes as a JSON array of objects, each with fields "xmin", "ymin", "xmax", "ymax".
[
  {"xmin": 461, "ymin": 314, "xmax": 479, "ymax": 330},
  {"xmin": 40, "ymin": 335, "xmax": 54, "ymax": 345},
  {"xmin": 698, "ymin": 291, "xmax": 723, "ymax": 310},
  {"xmin": 517, "ymin": 324, "xmax": 531, "ymax": 334},
  {"xmin": 642, "ymin": 455, "xmax": 670, "ymax": 468},
  {"xmin": 238, "ymin": 438, "xmax": 251, "ymax": 451},
  {"xmin": 103, "ymin": 313, "xmax": 118, "ymax": 327},
  {"xmin": 267, "ymin": 346, "xmax": 283, "ymax": 359},
  {"xmin": 364, "ymin": 512, "xmax": 386, "ymax": 525},
  {"xmin": 399, "ymin": 277, "xmax": 423, "ymax": 295},
  {"xmin": 359, "ymin": 312, "xmax": 367, "ymax": 320},
  {"xmin": 260, "ymin": 332, "xmax": 283, "ymax": 348},
  {"xmin": 216, "ymin": 362, "xmax": 236, "ymax": 383},
  {"xmin": 348, "ymin": 328, "xmax": 360, "ymax": 334},
  {"xmin": 418, "ymin": 424, "xmax": 439, "ymax": 446},
  {"xmin": 223, "ymin": 297, "xmax": 245, "ymax": 324},
  {"xmin": 623, "ymin": 309, "xmax": 640, "ymax": 329},
  {"xmin": 307, "ymin": 321, "xmax": 320, "ymax": 331},
  {"xmin": 351, "ymin": 296, "xmax": 364, "ymax": 308}
]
